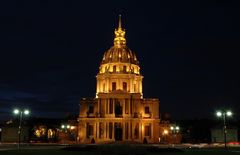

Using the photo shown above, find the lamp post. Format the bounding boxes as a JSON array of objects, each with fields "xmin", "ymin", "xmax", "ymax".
[
  {"xmin": 61, "ymin": 124, "xmax": 78, "ymax": 143},
  {"xmin": 170, "ymin": 125, "xmax": 180, "ymax": 145},
  {"xmin": 163, "ymin": 129, "xmax": 169, "ymax": 144},
  {"xmin": 61, "ymin": 124, "xmax": 71, "ymax": 144},
  {"xmin": 13, "ymin": 109, "xmax": 30, "ymax": 149},
  {"xmin": 216, "ymin": 110, "xmax": 232, "ymax": 149}
]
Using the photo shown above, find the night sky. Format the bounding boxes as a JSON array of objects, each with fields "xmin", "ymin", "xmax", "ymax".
[{"xmin": 0, "ymin": 0, "xmax": 240, "ymax": 121}]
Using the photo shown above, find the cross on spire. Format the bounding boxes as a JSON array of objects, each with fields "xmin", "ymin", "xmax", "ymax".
[{"xmin": 118, "ymin": 14, "xmax": 122, "ymax": 29}]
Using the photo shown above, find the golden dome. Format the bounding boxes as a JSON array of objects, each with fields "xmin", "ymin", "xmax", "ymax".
[
  {"xmin": 101, "ymin": 15, "xmax": 139, "ymax": 65},
  {"xmin": 102, "ymin": 46, "xmax": 139, "ymax": 65}
]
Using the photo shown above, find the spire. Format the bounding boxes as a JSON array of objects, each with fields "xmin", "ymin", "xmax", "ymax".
[
  {"xmin": 114, "ymin": 14, "xmax": 126, "ymax": 47},
  {"xmin": 118, "ymin": 14, "xmax": 122, "ymax": 29}
]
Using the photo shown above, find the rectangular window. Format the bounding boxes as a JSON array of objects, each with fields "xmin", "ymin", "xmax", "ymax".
[
  {"xmin": 89, "ymin": 105, "xmax": 94, "ymax": 114},
  {"xmin": 113, "ymin": 66, "xmax": 116, "ymax": 72},
  {"xmin": 109, "ymin": 99, "xmax": 113, "ymax": 114},
  {"xmin": 144, "ymin": 125, "xmax": 151, "ymax": 137},
  {"xmin": 87, "ymin": 123, "xmax": 93, "ymax": 138},
  {"xmin": 145, "ymin": 106, "xmax": 150, "ymax": 114},
  {"xmin": 134, "ymin": 123, "xmax": 139, "ymax": 139},
  {"xmin": 125, "ymin": 122, "xmax": 128, "ymax": 139},
  {"xmin": 125, "ymin": 99, "xmax": 129, "ymax": 114},
  {"xmin": 106, "ymin": 99, "xmax": 109, "ymax": 114},
  {"xmin": 99, "ymin": 99, "xmax": 102, "ymax": 116},
  {"xmin": 123, "ymin": 66, "xmax": 127, "ymax": 73},
  {"xmin": 112, "ymin": 82, "xmax": 116, "ymax": 91},
  {"xmin": 123, "ymin": 82, "xmax": 127, "ymax": 91},
  {"xmin": 130, "ymin": 99, "xmax": 132, "ymax": 114},
  {"xmin": 109, "ymin": 122, "xmax": 113, "ymax": 139}
]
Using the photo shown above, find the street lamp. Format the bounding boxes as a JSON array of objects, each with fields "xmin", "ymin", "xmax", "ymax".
[
  {"xmin": 13, "ymin": 108, "xmax": 30, "ymax": 149},
  {"xmin": 216, "ymin": 110, "xmax": 232, "ymax": 149},
  {"xmin": 170, "ymin": 125, "xmax": 180, "ymax": 145},
  {"xmin": 61, "ymin": 124, "xmax": 78, "ymax": 142},
  {"xmin": 61, "ymin": 124, "xmax": 71, "ymax": 133},
  {"xmin": 61, "ymin": 124, "xmax": 71, "ymax": 144}
]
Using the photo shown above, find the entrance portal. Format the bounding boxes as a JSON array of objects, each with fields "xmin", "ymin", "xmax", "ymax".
[
  {"xmin": 115, "ymin": 101, "xmax": 122, "ymax": 117},
  {"xmin": 114, "ymin": 123, "xmax": 122, "ymax": 141}
]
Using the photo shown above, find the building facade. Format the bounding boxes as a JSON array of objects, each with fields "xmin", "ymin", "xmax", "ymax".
[{"xmin": 78, "ymin": 16, "xmax": 160, "ymax": 143}]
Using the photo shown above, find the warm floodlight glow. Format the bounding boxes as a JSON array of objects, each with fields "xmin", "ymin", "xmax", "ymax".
[
  {"xmin": 24, "ymin": 110, "xmax": 30, "ymax": 115},
  {"xmin": 163, "ymin": 130, "xmax": 168, "ymax": 135},
  {"xmin": 216, "ymin": 111, "xmax": 222, "ymax": 117},
  {"xmin": 13, "ymin": 109, "xmax": 20, "ymax": 114},
  {"xmin": 226, "ymin": 111, "xmax": 232, "ymax": 116},
  {"xmin": 70, "ymin": 126, "xmax": 75, "ymax": 130}
]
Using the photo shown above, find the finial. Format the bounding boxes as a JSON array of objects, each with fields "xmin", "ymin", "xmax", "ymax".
[
  {"xmin": 114, "ymin": 14, "xmax": 126, "ymax": 46},
  {"xmin": 118, "ymin": 14, "xmax": 122, "ymax": 29}
]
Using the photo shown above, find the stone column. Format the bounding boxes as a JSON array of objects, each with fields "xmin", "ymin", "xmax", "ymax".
[
  {"xmin": 130, "ymin": 122, "xmax": 132, "ymax": 140},
  {"xmin": 113, "ymin": 99, "xmax": 115, "ymax": 115},
  {"xmin": 112, "ymin": 122, "xmax": 115, "ymax": 140},
  {"xmin": 98, "ymin": 99, "xmax": 100, "ymax": 115},
  {"xmin": 123, "ymin": 99, "xmax": 125, "ymax": 115},
  {"xmin": 106, "ymin": 99, "xmax": 108, "ymax": 115},
  {"xmin": 140, "ymin": 79, "xmax": 143, "ymax": 94},
  {"xmin": 151, "ymin": 123, "xmax": 153, "ymax": 139},
  {"xmin": 106, "ymin": 78, "xmax": 109, "ymax": 93},
  {"xmin": 140, "ymin": 122, "xmax": 143, "ymax": 141},
  {"xmin": 128, "ymin": 99, "xmax": 131, "ymax": 116},
  {"xmin": 122, "ymin": 122, "xmax": 125, "ymax": 141},
  {"xmin": 106, "ymin": 122, "xmax": 108, "ymax": 139},
  {"xmin": 96, "ymin": 122, "xmax": 98, "ymax": 140},
  {"xmin": 130, "ymin": 79, "xmax": 133, "ymax": 93},
  {"xmin": 117, "ymin": 79, "xmax": 120, "ymax": 90}
]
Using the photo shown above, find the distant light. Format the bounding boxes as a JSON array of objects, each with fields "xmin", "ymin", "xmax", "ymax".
[
  {"xmin": 13, "ymin": 109, "xmax": 19, "ymax": 115},
  {"xmin": 170, "ymin": 126, "xmax": 174, "ymax": 130},
  {"xmin": 61, "ymin": 125, "xmax": 65, "ymax": 129},
  {"xmin": 24, "ymin": 110, "xmax": 30, "ymax": 115},
  {"xmin": 67, "ymin": 125, "xmax": 70, "ymax": 129},
  {"xmin": 163, "ymin": 130, "xmax": 168, "ymax": 135},
  {"xmin": 70, "ymin": 126, "xmax": 75, "ymax": 130},
  {"xmin": 216, "ymin": 111, "xmax": 222, "ymax": 117},
  {"xmin": 176, "ymin": 126, "xmax": 180, "ymax": 130},
  {"xmin": 226, "ymin": 111, "xmax": 232, "ymax": 116}
]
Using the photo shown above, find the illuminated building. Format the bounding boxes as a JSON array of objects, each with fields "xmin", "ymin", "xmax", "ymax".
[{"xmin": 78, "ymin": 15, "xmax": 160, "ymax": 143}]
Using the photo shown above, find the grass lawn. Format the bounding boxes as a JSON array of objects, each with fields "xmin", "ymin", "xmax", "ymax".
[{"xmin": 1, "ymin": 146, "xmax": 240, "ymax": 155}]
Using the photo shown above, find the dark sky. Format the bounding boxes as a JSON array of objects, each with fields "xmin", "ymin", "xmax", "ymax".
[{"xmin": 0, "ymin": 0, "xmax": 240, "ymax": 121}]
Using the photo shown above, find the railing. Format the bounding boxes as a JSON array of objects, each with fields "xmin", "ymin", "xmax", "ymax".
[{"xmin": 115, "ymin": 114, "xmax": 123, "ymax": 118}]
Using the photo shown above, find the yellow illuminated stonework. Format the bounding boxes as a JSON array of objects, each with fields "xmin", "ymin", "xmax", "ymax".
[{"xmin": 78, "ymin": 15, "xmax": 160, "ymax": 143}]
